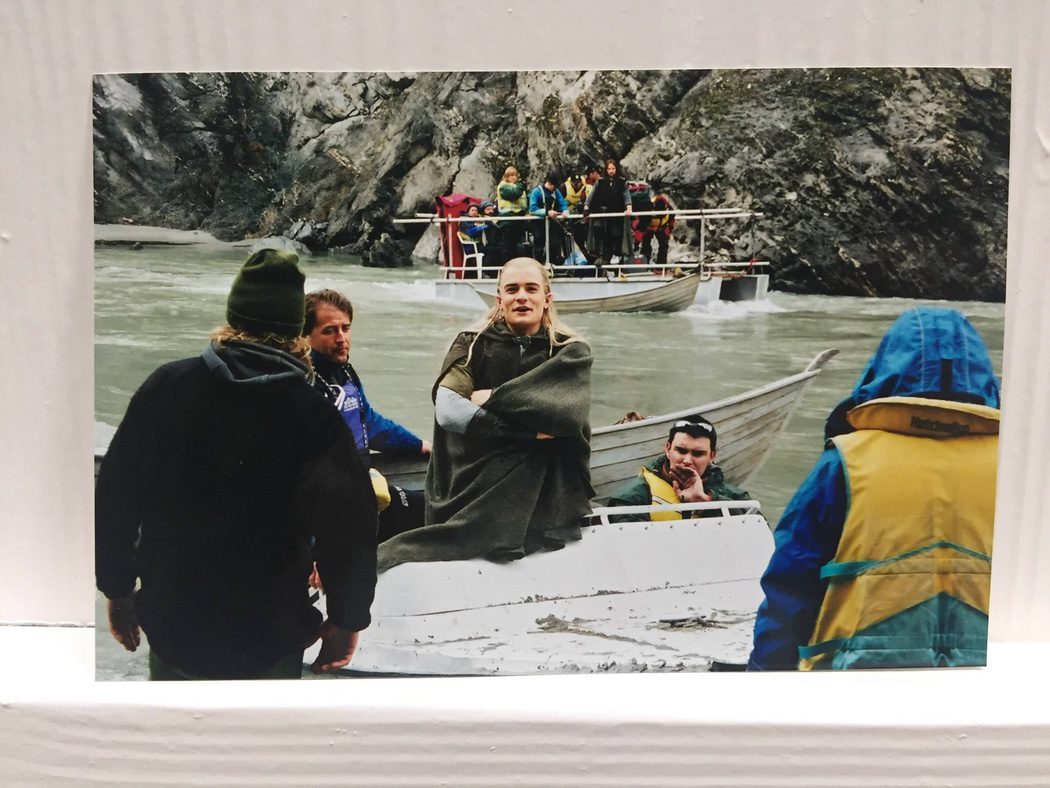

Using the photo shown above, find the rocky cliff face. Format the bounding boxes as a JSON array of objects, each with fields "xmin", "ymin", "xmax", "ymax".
[{"xmin": 93, "ymin": 68, "xmax": 1009, "ymax": 300}]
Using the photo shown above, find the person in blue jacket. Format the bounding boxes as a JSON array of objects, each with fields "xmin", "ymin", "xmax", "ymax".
[
  {"xmin": 748, "ymin": 307, "xmax": 1001, "ymax": 670},
  {"xmin": 528, "ymin": 173, "xmax": 569, "ymax": 264},
  {"xmin": 305, "ymin": 288, "xmax": 431, "ymax": 542}
]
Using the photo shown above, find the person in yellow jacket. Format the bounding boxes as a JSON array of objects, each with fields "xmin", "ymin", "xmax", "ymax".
[
  {"xmin": 748, "ymin": 307, "xmax": 1001, "ymax": 670},
  {"xmin": 607, "ymin": 418, "xmax": 749, "ymax": 520},
  {"xmin": 563, "ymin": 173, "xmax": 593, "ymax": 262},
  {"xmin": 563, "ymin": 173, "xmax": 592, "ymax": 211},
  {"xmin": 496, "ymin": 165, "xmax": 528, "ymax": 256}
]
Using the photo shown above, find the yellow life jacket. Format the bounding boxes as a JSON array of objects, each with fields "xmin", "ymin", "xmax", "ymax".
[
  {"xmin": 496, "ymin": 180, "xmax": 527, "ymax": 214},
  {"xmin": 640, "ymin": 467, "xmax": 682, "ymax": 521},
  {"xmin": 563, "ymin": 178, "xmax": 590, "ymax": 209},
  {"xmin": 369, "ymin": 468, "xmax": 392, "ymax": 512},
  {"xmin": 644, "ymin": 197, "xmax": 673, "ymax": 231},
  {"xmin": 799, "ymin": 396, "xmax": 998, "ymax": 670}
]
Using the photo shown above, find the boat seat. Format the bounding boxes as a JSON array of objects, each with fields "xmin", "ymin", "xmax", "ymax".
[{"xmin": 458, "ymin": 232, "xmax": 485, "ymax": 278}]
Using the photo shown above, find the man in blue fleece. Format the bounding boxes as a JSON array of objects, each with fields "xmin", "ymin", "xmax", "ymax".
[
  {"xmin": 305, "ymin": 288, "xmax": 430, "ymax": 542},
  {"xmin": 749, "ymin": 307, "xmax": 1001, "ymax": 671},
  {"xmin": 528, "ymin": 173, "xmax": 569, "ymax": 264}
]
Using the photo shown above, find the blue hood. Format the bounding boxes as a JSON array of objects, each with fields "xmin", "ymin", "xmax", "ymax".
[{"xmin": 825, "ymin": 307, "xmax": 1000, "ymax": 439}]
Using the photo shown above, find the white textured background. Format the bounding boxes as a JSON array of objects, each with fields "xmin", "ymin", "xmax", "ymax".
[{"xmin": 1, "ymin": 0, "xmax": 1048, "ymax": 784}]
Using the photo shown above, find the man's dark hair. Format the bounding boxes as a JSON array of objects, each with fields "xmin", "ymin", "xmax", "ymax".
[
  {"xmin": 304, "ymin": 289, "xmax": 354, "ymax": 335},
  {"xmin": 545, "ymin": 172, "xmax": 559, "ymax": 187},
  {"xmin": 667, "ymin": 418, "xmax": 717, "ymax": 452}
]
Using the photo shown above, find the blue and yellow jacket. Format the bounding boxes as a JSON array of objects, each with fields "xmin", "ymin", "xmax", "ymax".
[{"xmin": 748, "ymin": 307, "xmax": 1001, "ymax": 670}]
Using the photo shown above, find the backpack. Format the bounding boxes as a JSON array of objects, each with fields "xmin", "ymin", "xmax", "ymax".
[{"xmin": 628, "ymin": 181, "xmax": 653, "ymax": 214}]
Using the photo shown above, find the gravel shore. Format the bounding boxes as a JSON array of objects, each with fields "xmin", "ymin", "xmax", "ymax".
[{"xmin": 95, "ymin": 224, "xmax": 244, "ymax": 247}]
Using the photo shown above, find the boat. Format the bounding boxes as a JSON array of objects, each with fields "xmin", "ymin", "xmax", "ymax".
[
  {"xmin": 321, "ymin": 499, "xmax": 773, "ymax": 676},
  {"xmin": 396, "ymin": 194, "xmax": 771, "ymax": 312},
  {"xmin": 336, "ymin": 348, "xmax": 838, "ymax": 498},
  {"xmin": 94, "ymin": 349, "xmax": 836, "ymax": 492},
  {"xmin": 468, "ymin": 271, "xmax": 705, "ymax": 314}
]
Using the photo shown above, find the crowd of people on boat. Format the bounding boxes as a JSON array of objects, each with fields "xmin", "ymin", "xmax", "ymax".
[
  {"xmin": 95, "ymin": 247, "xmax": 999, "ymax": 679},
  {"xmin": 456, "ymin": 160, "xmax": 678, "ymax": 275}
]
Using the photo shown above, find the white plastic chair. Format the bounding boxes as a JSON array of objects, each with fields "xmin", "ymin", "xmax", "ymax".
[{"xmin": 459, "ymin": 233, "xmax": 485, "ymax": 277}]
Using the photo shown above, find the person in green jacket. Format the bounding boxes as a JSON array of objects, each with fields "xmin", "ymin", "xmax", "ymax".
[{"xmin": 607, "ymin": 418, "xmax": 749, "ymax": 520}]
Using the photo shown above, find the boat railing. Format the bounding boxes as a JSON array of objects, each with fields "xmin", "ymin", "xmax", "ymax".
[
  {"xmin": 586, "ymin": 499, "xmax": 764, "ymax": 526},
  {"xmin": 433, "ymin": 259, "xmax": 769, "ymax": 281},
  {"xmin": 393, "ymin": 206, "xmax": 767, "ymax": 271}
]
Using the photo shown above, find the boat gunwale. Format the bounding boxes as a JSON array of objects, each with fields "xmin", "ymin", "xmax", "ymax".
[
  {"xmin": 467, "ymin": 271, "xmax": 702, "ymax": 310},
  {"xmin": 592, "ymin": 350, "xmax": 833, "ymax": 438}
]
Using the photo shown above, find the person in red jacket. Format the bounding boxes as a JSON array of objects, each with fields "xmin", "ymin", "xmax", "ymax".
[{"xmin": 633, "ymin": 191, "xmax": 677, "ymax": 267}]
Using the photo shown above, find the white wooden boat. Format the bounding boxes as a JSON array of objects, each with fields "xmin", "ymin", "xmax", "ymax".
[
  {"xmin": 435, "ymin": 267, "xmax": 765, "ymax": 311},
  {"xmin": 407, "ymin": 202, "xmax": 772, "ymax": 312},
  {"xmin": 321, "ymin": 500, "xmax": 773, "ymax": 676},
  {"xmin": 467, "ymin": 271, "xmax": 706, "ymax": 314},
  {"xmin": 93, "ymin": 349, "xmax": 836, "ymax": 489},
  {"xmin": 353, "ymin": 348, "xmax": 838, "ymax": 497}
]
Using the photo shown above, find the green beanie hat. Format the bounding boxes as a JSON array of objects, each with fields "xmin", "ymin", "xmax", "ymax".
[{"xmin": 226, "ymin": 249, "xmax": 306, "ymax": 337}]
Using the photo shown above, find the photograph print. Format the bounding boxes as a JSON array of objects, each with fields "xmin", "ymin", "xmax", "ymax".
[{"xmin": 93, "ymin": 68, "xmax": 1009, "ymax": 679}]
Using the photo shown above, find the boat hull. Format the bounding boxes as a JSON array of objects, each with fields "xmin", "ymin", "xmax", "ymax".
[
  {"xmin": 322, "ymin": 508, "xmax": 773, "ymax": 675},
  {"xmin": 355, "ymin": 349, "xmax": 836, "ymax": 496},
  {"xmin": 436, "ymin": 273, "xmax": 724, "ymax": 311},
  {"xmin": 469, "ymin": 272, "xmax": 704, "ymax": 314},
  {"xmin": 95, "ymin": 350, "xmax": 837, "ymax": 497}
]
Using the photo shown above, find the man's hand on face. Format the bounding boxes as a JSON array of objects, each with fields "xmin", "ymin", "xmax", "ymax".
[
  {"xmin": 670, "ymin": 465, "xmax": 712, "ymax": 503},
  {"xmin": 108, "ymin": 596, "xmax": 141, "ymax": 652}
]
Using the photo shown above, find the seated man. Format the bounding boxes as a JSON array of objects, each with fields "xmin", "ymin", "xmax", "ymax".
[
  {"xmin": 477, "ymin": 200, "xmax": 503, "ymax": 274},
  {"xmin": 457, "ymin": 204, "xmax": 490, "ymax": 278},
  {"xmin": 607, "ymin": 418, "xmax": 749, "ymax": 519},
  {"xmin": 377, "ymin": 257, "xmax": 594, "ymax": 571},
  {"xmin": 304, "ymin": 288, "xmax": 431, "ymax": 542}
]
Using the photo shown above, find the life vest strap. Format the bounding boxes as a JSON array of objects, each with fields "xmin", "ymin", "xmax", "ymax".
[{"xmin": 820, "ymin": 540, "xmax": 990, "ymax": 581}]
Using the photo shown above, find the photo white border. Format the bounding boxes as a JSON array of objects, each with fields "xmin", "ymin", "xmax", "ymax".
[{"xmin": 2, "ymin": 0, "xmax": 1048, "ymax": 783}]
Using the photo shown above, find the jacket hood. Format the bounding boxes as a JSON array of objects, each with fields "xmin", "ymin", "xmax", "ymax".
[
  {"xmin": 202, "ymin": 340, "xmax": 311, "ymax": 385},
  {"xmin": 825, "ymin": 307, "xmax": 1000, "ymax": 440}
]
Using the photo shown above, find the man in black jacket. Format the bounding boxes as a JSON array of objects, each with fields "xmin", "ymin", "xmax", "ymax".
[{"xmin": 95, "ymin": 249, "xmax": 379, "ymax": 680}]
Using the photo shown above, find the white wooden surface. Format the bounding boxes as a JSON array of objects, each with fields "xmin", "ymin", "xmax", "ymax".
[
  {"xmin": 1, "ymin": 0, "xmax": 1048, "ymax": 784},
  {"xmin": 2, "ymin": 629, "xmax": 1050, "ymax": 785},
  {"xmin": 346, "ymin": 513, "xmax": 772, "ymax": 674}
]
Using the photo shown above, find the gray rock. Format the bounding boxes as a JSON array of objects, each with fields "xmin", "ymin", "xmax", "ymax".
[
  {"xmin": 363, "ymin": 232, "xmax": 411, "ymax": 268},
  {"xmin": 93, "ymin": 68, "xmax": 1009, "ymax": 300},
  {"xmin": 250, "ymin": 236, "xmax": 311, "ymax": 256},
  {"xmin": 411, "ymin": 224, "xmax": 442, "ymax": 262}
]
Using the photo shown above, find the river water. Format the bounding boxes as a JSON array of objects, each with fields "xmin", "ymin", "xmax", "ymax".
[{"xmin": 94, "ymin": 245, "xmax": 1005, "ymax": 679}]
